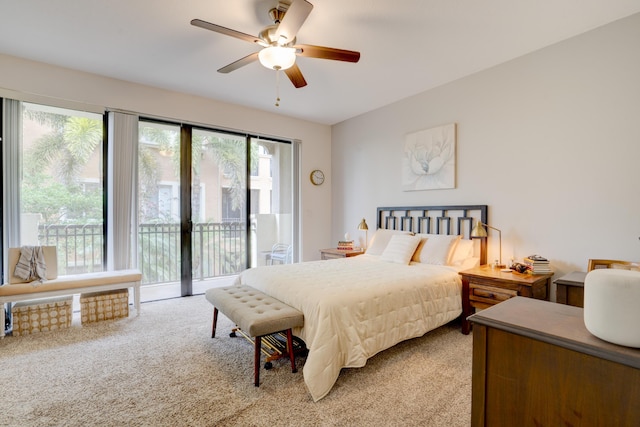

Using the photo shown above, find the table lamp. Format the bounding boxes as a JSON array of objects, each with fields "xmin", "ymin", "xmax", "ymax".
[
  {"xmin": 358, "ymin": 218, "xmax": 369, "ymax": 250},
  {"xmin": 471, "ymin": 221, "xmax": 506, "ymax": 269}
]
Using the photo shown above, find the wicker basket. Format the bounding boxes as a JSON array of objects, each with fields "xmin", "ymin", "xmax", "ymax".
[
  {"xmin": 80, "ymin": 289, "xmax": 129, "ymax": 324},
  {"xmin": 11, "ymin": 296, "xmax": 73, "ymax": 336}
]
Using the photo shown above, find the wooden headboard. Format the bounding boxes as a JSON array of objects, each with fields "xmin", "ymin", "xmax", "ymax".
[{"xmin": 376, "ymin": 205, "xmax": 488, "ymax": 265}]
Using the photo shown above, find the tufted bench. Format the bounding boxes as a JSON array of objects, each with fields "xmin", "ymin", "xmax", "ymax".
[{"xmin": 205, "ymin": 285, "xmax": 304, "ymax": 386}]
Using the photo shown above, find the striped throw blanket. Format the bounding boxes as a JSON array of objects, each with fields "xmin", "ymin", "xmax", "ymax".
[{"xmin": 14, "ymin": 246, "xmax": 47, "ymax": 285}]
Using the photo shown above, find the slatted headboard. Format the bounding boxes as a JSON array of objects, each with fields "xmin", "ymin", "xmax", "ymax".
[{"xmin": 376, "ymin": 205, "xmax": 488, "ymax": 265}]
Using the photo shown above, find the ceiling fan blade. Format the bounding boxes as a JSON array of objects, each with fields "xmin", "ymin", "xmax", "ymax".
[
  {"xmin": 295, "ymin": 44, "xmax": 360, "ymax": 62},
  {"xmin": 284, "ymin": 64, "xmax": 308, "ymax": 88},
  {"xmin": 275, "ymin": 0, "xmax": 314, "ymax": 44},
  {"xmin": 191, "ymin": 19, "xmax": 267, "ymax": 47},
  {"xmin": 217, "ymin": 52, "xmax": 260, "ymax": 73}
]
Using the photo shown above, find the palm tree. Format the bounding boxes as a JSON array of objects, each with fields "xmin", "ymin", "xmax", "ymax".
[
  {"xmin": 138, "ymin": 125, "xmax": 174, "ymax": 223},
  {"xmin": 141, "ymin": 126, "xmax": 258, "ymax": 222},
  {"xmin": 24, "ymin": 114, "xmax": 102, "ymax": 187},
  {"xmin": 22, "ymin": 107, "xmax": 105, "ymax": 273},
  {"xmin": 22, "ymin": 109, "xmax": 103, "ymax": 224},
  {"xmin": 199, "ymin": 134, "xmax": 258, "ymax": 219}
]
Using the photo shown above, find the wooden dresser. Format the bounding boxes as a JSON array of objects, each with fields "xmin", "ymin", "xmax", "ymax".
[{"xmin": 469, "ymin": 297, "xmax": 640, "ymax": 427}]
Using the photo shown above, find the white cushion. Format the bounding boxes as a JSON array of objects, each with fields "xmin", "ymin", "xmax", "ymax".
[
  {"xmin": 412, "ymin": 234, "xmax": 461, "ymax": 265},
  {"xmin": 380, "ymin": 234, "xmax": 422, "ymax": 265},
  {"xmin": 366, "ymin": 229, "xmax": 412, "ymax": 256},
  {"xmin": 0, "ymin": 270, "xmax": 142, "ymax": 296},
  {"xmin": 584, "ymin": 269, "xmax": 640, "ymax": 348}
]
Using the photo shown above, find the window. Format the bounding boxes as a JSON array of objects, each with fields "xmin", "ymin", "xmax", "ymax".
[
  {"xmin": 3, "ymin": 100, "xmax": 298, "ymax": 297},
  {"xmin": 18, "ymin": 102, "xmax": 105, "ymax": 274},
  {"xmin": 249, "ymin": 138, "xmax": 295, "ymax": 266}
]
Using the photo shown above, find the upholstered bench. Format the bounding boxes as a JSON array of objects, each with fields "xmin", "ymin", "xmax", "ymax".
[
  {"xmin": 205, "ymin": 285, "xmax": 304, "ymax": 386},
  {"xmin": 1, "ymin": 247, "xmax": 141, "ymax": 337}
]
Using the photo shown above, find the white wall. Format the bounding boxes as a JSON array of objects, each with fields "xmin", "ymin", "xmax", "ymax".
[
  {"xmin": 332, "ymin": 13, "xmax": 640, "ymax": 279},
  {"xmin": 0, "ymin": 54, "xmax": 332, "ymax": 261}
]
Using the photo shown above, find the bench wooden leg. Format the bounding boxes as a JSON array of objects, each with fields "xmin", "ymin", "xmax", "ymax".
[
  {"xmin": 211, "ymin": 307, "xmax": 218, "ymax": 338},
  {"xmin": 286, "ymin": 329, "xmax": 297, "ymax": 373},
  {"xmin": 1, "ymin": 306, "xmax": 5, "ymax": 338},
  {"xmin": 134, "ymin": 282, "xmax": 141, "ymax": 316},
  {"xmin": 254, "ymin": 335, "xmax": 261, "ymax": 387}
]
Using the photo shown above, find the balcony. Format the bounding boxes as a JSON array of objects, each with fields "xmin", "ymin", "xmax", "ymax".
[{"xmin": 38, "ymin": 222, "xmax": 248, "ymax": 287}]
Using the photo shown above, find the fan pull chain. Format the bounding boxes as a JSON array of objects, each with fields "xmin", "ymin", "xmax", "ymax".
[{"xmin": 275, "ymin": 67, "xmax": 281, "ymax": 107}]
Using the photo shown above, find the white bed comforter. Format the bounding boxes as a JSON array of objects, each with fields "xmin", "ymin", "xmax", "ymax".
[{"xmin": 234, "ymin": 254, "xmax": 462, "ymax": 401}]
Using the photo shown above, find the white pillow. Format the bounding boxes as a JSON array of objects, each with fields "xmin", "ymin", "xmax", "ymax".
[
  {"xmin": 457, "ymin": 256, "xmax": 480, "ymax": 271},
  {"xmin": 412, "ymin": 233, "xmax": 461, "ymax": 265},
  {"xmin": 380, "ymin": 234, "xmax": 422, "ymax": 265},
  {"xmin": 450, "ymin": 239, "xmax": 474, "ymax": 265},
  {"xmin": 366, "ymin": 229, "xmax": 412, "ymax": 256}
]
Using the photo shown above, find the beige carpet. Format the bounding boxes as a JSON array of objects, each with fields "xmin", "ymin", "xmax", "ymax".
[{"xmin": 0, "ymin": 295, "xmax": 472, "ymax": 426}]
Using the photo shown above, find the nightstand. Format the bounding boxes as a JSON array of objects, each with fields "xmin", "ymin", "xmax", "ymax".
[
  {"xmin": 319, "ymin": 248, "xmax": 364, "ymax": 260},
  {"xmin": 459, "ymin": 264, "xmax": 553, "ymax": 334}
]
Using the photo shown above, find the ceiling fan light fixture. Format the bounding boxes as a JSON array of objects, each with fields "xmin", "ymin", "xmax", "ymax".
[
  {"xmin": 192, "ymin": 0, "xmax": 359, "ymax": 89},
  {"xmin": 258, "ymin": 46, "xmax": 296, "ymax": 70}
]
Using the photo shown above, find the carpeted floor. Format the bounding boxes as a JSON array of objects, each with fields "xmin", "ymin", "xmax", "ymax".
[{"xmin": 0, "ymin": 295, "xmax": 472, "ymax": 426}]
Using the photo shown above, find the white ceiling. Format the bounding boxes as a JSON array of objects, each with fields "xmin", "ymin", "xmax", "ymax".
[{"xmin": 1, "ymin": 1, "xmax": 639, "ymax": 125}]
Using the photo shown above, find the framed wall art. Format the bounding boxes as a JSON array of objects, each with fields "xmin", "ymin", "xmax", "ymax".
[{"xmin": 402, "ymin": 123, "xmax": 456, "ymax": 191}]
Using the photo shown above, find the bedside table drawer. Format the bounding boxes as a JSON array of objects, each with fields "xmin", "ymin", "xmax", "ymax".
[
  {"xmin": 321, "ymin": 252, "xmax": 344, "ymax": 260},
  {"xmin": 469, "ymin": 283, "xmax": 517, "ymax": 306},
  {"xmin": 319, "ymin": 248, "xmax": 363, "ymax": 260}
]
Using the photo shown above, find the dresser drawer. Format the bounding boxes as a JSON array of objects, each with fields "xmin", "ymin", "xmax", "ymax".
[{"xmin": 469, "ymin": 283, "xmax": 517, "ymax": 307}]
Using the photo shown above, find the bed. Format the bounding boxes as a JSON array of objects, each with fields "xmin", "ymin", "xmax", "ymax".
[{"xmin": 234, "ymin": 205, "xmax": 488, "ymax": 401}]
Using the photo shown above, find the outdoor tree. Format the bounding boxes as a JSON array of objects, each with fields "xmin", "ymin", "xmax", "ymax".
[{"xmin": 22, "ymin": 110, "xmax": 103, "ymax": 224}]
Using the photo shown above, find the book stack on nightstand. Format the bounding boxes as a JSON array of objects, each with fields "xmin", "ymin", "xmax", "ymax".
[
  {"xmin": 337, "ymin": 240, "xmax": 354, "ymax": 250},
  {"xmin": 524, "ymin": 255, "xmax": 552, "ymax": 274}
]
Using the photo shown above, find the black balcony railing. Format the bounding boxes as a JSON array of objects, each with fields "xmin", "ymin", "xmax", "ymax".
[
  {"xmin": 39, "ymin": 224, "xmax": 105, "ymax": 275},
  {"xmin": 39, "ymin": 222, "xmax": 247, "ymax": 285},
  {"xmin": 191, "ymin": 222, "xmax": 246, "ymax": 280}
]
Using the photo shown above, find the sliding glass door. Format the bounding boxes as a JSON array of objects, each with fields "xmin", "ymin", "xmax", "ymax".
[
  {"xmin": 190, "ymin": 129, "xmax": 248, "ymax": 294},
  {"xmin": 249, "ymin": 138, "xmax": 295, "ymax": 267},
  {"xmin": 137, "ymin": 121, "xmax": 182, "ymax": 299},
  {"xmin": 136, "ymin": 120, "xmax": 296, "ymax": 299}
]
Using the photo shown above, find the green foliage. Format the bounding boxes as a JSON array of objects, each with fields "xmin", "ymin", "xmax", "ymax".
[
  {"xmin": 137, "ymin": 145, "xmax": 161, "ymax": 223},
  {"xmin": 22, "ymin": 171, "xmax": 103, "ymax": 224},
  {"xmin": 64, "ymin": 116, "xmax": 102, "ymax": 165},
  {"xmin": 203, "ymin": 135, "xmax": 258, "ymax": 212},
  {"xmin": 22, "ymin": 109, "xmax": 103, "ymax": 224}
]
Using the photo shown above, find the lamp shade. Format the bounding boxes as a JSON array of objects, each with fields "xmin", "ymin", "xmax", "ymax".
[
  {"xmin": 470, "ymin": 222, "xmax": 488, "ymax": 238},
  {"xmin": 358, "ymin": 218, "xmax": 369, "ymax": 231},
  {"xmin": 258, "ymin": 46, "xmax": 296, "ymax": 70},
  {"xmin": 470, "ymin": 221, "xmax": 503, "ymax": 267}
]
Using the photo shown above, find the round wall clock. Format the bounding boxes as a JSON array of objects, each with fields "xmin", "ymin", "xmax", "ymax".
[{"xmin": 310, "ymin": 169, "xmax": 325, "ymax": 186}]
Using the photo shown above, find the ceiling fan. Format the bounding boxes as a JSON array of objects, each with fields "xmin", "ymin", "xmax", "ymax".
[{"xmin": 191, "ymin": 0, "xmax": 361, "ymax": 89}]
